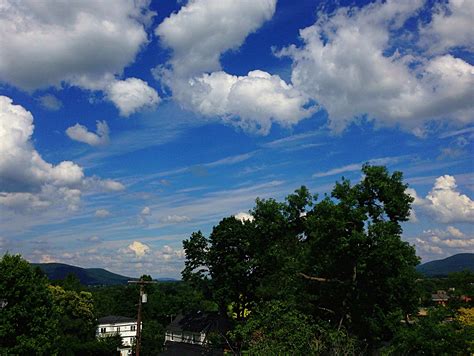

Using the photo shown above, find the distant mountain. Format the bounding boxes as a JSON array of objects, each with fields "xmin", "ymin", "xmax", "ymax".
[
  {"xmin": 32, "ymin": 262, "xmax": 178, "ymax": 285},
  {"xmin": 32, "ymin": 263, "xmax": 130, "ymax": 285},
  {"xmin": 417, "ymin": 253, "xmax": 474, "ymax": 277}
]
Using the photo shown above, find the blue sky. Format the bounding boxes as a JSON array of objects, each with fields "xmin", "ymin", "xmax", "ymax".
[{"xmin": 0, "ymin": 0, "xmax": 473, "ymax": 278}]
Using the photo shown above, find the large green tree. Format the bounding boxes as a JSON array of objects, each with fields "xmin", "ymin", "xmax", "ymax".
[
  {"xmin": 0, "ymin": 254, "xmax": 59, "ymax": 354},
  {"xmin": 303, "ymin": 165, "xmax": 420, "ymax": 347},
  {"xmin": 182, "ymin": 165, "xmax": 421, "ymax": 350}
]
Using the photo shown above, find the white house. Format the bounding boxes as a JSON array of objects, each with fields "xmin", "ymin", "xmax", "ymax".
[{"xmin": 97, "ymin": 315, "xmax": 140, "ymax": 356}]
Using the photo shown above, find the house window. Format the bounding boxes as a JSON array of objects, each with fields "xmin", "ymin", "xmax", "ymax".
[
  {"xmin": 100, "ymin": 327, "xmax": 106, "ymax": 333},
  {"xmin": 116, "ymin": 327, "xmax": 120, "ymax": 332},
  {"xmin": 131, "ymin": 325, "xmax": 136, "ymax": 331}
]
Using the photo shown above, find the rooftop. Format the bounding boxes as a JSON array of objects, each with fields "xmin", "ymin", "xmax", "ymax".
[
  {"xmin": 98, "ymin": 315, "xmax": 136, "ymax": 325},
  {"xmin": 166, "ymin": 311, "xmax": 231, "ymax": 334}
]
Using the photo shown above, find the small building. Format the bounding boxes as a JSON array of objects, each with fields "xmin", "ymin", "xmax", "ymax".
[
  {"xmin": 162, "ymin": 311, "xmax": 231, "ymax": 355},
  {"xmin": 97, "ymin": 315, "xmax": 139, "ymax": 356},
  {"xmin": 431, "ymin": 290, "xmax": 449, "ymax": 305}
]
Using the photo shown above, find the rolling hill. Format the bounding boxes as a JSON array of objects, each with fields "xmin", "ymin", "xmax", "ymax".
[
  {"xmin": 32, "ymin": 263, "xmax": 131, "ymax": 285},
  {"xmin": 417, "ymin": 253, "xmax": 474, "ymax": 277}
]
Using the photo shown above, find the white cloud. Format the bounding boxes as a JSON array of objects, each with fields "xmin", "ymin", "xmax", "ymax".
[
  {"xmin": 66, "ymin": 120, "xmax": 109, "ymax": 146},
  {"xmin": 95, "ymin": 209, "xmax": 111, "ymax": 218},
  {"xmin": 0, "ymin": 1, "xmax": 160, "ymax": 115},
  {"xmin": 137, "ymin": 206, "xmax": 151, "ymax": 225},
  {"xmin": 156, "ymin": 0, "xmax": 277, "ymax": 77},
  {"xmin": 234, "ymin": 212, "xmax": 254, "ymax": 222},
  {"xmin": 0, "ymin": 96, "xmax": 123, "ymax": 213},
  {"xmin": 126, "ymin": 241, "xmax": 150, "ymax": 258},
  {"xmin": 106, "ymin": 78, "xmax": 160, "ymax": 116},
  {"xmin": 156, "ymin": 0, "xmax": 314, "ymax": 134},
  {"xmin": 0, "ymin": 0, "xmax": 153, "ymax": 90},
  {"xmin": 420, "ymin": 0, "xmax": 474, "ymax": 53},
  {"xmin": 414, "ymin": 226, "xmax": 474, "ymax": 261},
  {"xmin": 37, "ymin": 94, "xmax": 62, "ymax": 111},
  {"xmin": 312, "ymin": 156, "xmax": 406, "ymax": 178},
  {"xmin": 160, "ymin": 215, "xmax": 191, "ymax": 223},
  {"xmin": 155, "ymin": 245, "xmax": 186, "ymax": 261},
  {"xmin": 173, "ymin": 70, "xmax": 315, "ymax": 134},
  {"xmin": 410, "ymin": 175, "xmax": 474, "ymax": 223},
  {"xmin": 278, "ymin": 0, "xmax": 474, "ymax": 133},
  {"xmin": 97, "ymin": 179, "xmax": 125, "ymax": 192}
]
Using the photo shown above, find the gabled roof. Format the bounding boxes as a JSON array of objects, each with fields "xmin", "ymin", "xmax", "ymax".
[
  {"xmin": 166, "ymin": 311, "xmax": 231, "ymax": 334},
  {"xmin": 98, "ymin": 315, "xmax": 136, "ymax": 324}
]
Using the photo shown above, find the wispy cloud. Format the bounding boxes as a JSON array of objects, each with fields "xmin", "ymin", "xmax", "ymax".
[
  {"xmin": 438, "ymin": 127, "xmax": 474, "ymax": 139},
  {"xmin": 312, "ymin": 156, "xmax": 408, "ymax": 178},
  {"xmin": 126, "ymin": 150, "xmax": 258, "ymax": 186},
  {"xmin": 261, "ymin": 131, "xmax": 324, "ymax": 150}
]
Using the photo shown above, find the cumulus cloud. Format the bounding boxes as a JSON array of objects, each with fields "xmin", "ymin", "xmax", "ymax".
[
  {"xmin": 37, "ymin": 94, "xmax": 62, "ymax": 111},
  {"xmin": 106, "ymin": 78, "xmax": 160, "ymax": 116},
  {"xmin": 156, "ymin": 0, "xmax": 277, "ymax": 77},
  {"xmin": 156, "ymin": 0, "xmax": 314, "ymax": 134},
  {"xmin": 420, "ymin": 0, "xmax": 474, "ymax": 53},
  {"xmin": 0, "ymin": 96, "xmax": 123, "ymax": 213},
  {"xmin": 0, "ymin": 0, "xmax": 152, "ymax": 90},
  {"xmin": 172, "ymin": 70, "xmax": 315, "ymax": 134},
  {"xmin": 0, "ymin": 0, "xmax": 159, "ymax": 115},
  {"xmin": 126, "ymin": 241, "xmax": 150, "ymax": 258},
  {"xmin": 278, "ymin": 0, "xmax": 474, "ymax": 133},
  {"xmin": 95, "ymin": 209, "xmax": 111, "ymax": 218},
  {"xmin": 409, "ymin": 175, "xmax": 474, "ymax": 223},
  {"xmin": 66, "ymin": 120, "xmax": 109, "ymax": 146},
  {"xmin": 415, "ymin": 226, "xmax": 474, "ymax": 260},
  {"xmin": 234, "ymin": 212, "xmax": 254, "ymax": 222}
]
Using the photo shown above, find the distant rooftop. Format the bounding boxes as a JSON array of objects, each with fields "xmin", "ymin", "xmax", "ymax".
[
  {"xmin": 167, "ymin": 311, "xmax": 231, "ymax": 334},
  {"xmin": 98, "ymin": 315, "xmax": 136, "ymax": 324}
]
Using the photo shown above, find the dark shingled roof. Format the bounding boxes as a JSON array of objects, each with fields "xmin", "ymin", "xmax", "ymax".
[
  {"xmin": 98, "ymin": 315, "xmax": 136, "ymax": 324},
  {"xmin": 166, "ymin": 311, "xmax": 231, "ymax": 334}
]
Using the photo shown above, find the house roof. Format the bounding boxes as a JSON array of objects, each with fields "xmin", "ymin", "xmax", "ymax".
[
  {"xmin": 98, "ymin": 315, "xmax": 136, "ymax": 324},
  {"xmin": 166, "ymin": 311, "xmax": 231, "ymax": 334}
]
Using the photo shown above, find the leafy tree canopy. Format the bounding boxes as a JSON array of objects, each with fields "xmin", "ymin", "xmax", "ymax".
[{"xmin": 0, "ymin": 254, "xmax": 59, "ymax": 355}]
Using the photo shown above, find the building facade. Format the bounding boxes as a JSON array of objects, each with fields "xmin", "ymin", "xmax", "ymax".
[{"xmin": 97, "ymin": 315, "xmax": 139, "ymax": 356}]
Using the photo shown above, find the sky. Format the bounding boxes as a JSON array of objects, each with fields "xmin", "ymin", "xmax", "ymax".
[{"xmin": 0, "ymin": 0, "xmax": 473, "ymax": 279}]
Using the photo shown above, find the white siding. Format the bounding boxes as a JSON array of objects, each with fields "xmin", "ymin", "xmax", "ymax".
[
  {"xmin": 164, "ymin": 331, "xmax": 206, "ymax": 345},
  {"xmin": 96, "ymin": 321, "xmax": 140, "ymax": 346}
]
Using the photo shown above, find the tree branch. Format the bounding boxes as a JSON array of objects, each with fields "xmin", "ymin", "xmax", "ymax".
[{"xmin": 298, "ymin": 273, "xmax": 343, "ymax": 283}]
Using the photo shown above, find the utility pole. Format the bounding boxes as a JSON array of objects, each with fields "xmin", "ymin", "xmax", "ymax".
[{"xmin": 128, "ymin": 279, "xmax": 157, "ymax": 356}]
